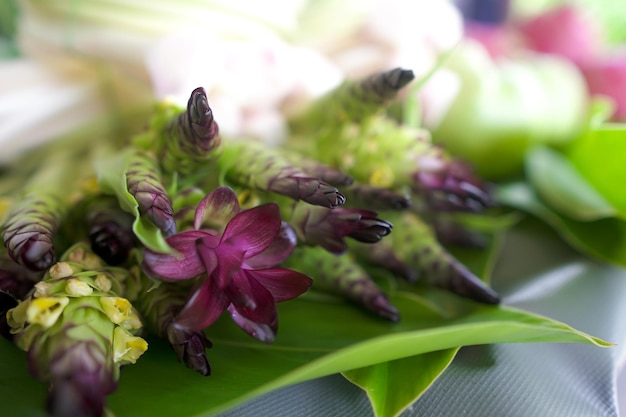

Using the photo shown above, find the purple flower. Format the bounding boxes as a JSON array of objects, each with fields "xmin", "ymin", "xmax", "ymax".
[{"xmin": 142, "ymin": 186, "xmax": 312, "ymax": 342}]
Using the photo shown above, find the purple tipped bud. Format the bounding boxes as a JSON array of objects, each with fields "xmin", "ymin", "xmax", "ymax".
[
  {"xmin": 413, "ymin": 158, "xmax": 493, "ymax": 212},
  {"xmin": 289, "ymin": 205, "xmax": 392, "ymax": 254},
  {"xmin": 2, "ymin": 193, "xmax": 64, "ymax": 271},
  {"xmin": 186, "ymin": 87, "xmax": 221, "ymax": 153},
  {"xmin": 126, "ymin": 151, "xmax": 176, "ymax": 236},
  {"xmin": 269, "ymin": 177, "xmax": 346, "ymax": 208},
  {"xmin": 166, "ymin": 323, "xmax": 212, "ymax": 376}
]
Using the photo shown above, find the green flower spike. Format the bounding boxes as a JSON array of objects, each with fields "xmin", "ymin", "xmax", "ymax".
[
  {"xmin": 290, "ymin": 67, "xmax": 415, "ymax": 128},
  {"xmin": 354, "ymin": 212, "xmax": 500, "ymax": 304},
  {"xmin": 1, "ymin": 150, "xmax": 79, "ymax": 271},
  {"xmin": 284, "ymin": 246, "xmax": 399, "ymax": 322},
  {"xmin": 126, "ymin": 150, "xmax": 176, "ymax": 237},
  {"xmin": 218, "ymin": 140, "xmax": 346, "ymax": 208},
  {"xmin": 6, "ymin": 243, "xmax": 147, "ymax": 417},
  {"xmin": 134, "ymin": 87, "xmax": 221, "ymax": 175}
]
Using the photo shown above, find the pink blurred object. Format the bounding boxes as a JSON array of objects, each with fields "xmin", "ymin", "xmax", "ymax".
[
  {"xmin": 580, "ymin": 53, "xmax": 626, "ymax": 121},
  {"xmin": 464, "ymin": 22, "xmax": 521, "ymax": 59},
  {"xmin": 517, "ymin": 4, "xmax": 602, "ymax": 64}
]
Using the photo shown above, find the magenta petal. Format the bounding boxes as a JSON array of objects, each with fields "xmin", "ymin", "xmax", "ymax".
[
  {"xmin": 224, "ymin": 270, "xmax": 257, "ymax": 309},
  {"xmin": 221, "ymin": 203, "xmax": 281, "ymax": 259},
  {"xmin": 248, "ymin": 268, "xmax": 313, "ymax": 302},
  {"xmin": 227, "ymin": 271, "xmax": 277, "ymax": 324},
  {"xmin": 174, "ymin": 278, "xmax": 230, "ymax": 331},
  {"xmin": 245, "ymin": 222, "xmax": 297, "ymax": 269},
  {"xmin": 213, "ymin": 242, "xmax": 245, "ymax": 289},
  {"xmin": 228, "ymin": 305, "xmax": 276, "ymax": 343},
  {"xmin": 142, "ymin": 230, "xmax": 212, "ymax": 281},
  {"xmin": 194, "ymin": 186, "xmax": 240, "ymax": 230}
]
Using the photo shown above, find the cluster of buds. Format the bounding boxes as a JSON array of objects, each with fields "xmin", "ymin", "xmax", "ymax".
[
  {"xmin": 0, "ymin": 66, "xmax": 500, "ymax": 416},
  {"xmin": 6, "ymin": 243, "xmax": 147, "ymax": 417}
]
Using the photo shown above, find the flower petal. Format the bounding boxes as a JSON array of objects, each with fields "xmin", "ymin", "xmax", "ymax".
[
  {"xmin": 244, "ymin": 222, "xmax": 297, "ymax": 269},
  {"xmin": 193, "ymin": 186, "xmax": 240, "ymax": 230},
  {"xmin": 248, "ymin": 268, "xmax": 313, "ymax": 302},
  {"xmin": 174, "ymin": 278, "xmax": 230, "ymax": 332},
  {"xmin": 226, "ymin": 270, "xmax": 277, "ymax": 325},
  {"xmin": 228, "ymin": 304, "xmax": 276, "ymax": 343},
  {"xmin": 142, "ymin": 230, "xmax": 213, "ymax": 281},
  {"xmin": 212, "ymin": 242, "xmax": 245, "ymax": 289},
  {"xmin": 221, "ymin": 203, "xmax": 281, "ymax": 259}
]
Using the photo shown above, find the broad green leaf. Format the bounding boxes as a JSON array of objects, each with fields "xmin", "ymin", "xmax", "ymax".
[
  {"xmin": 496, "ymin": 182, "xmax": 626, "ymax": 267},
  {"xmin": 95, "ymin": 150, "xmax": 174, "ymax": 254},
  {"xmin": 343, "ymin": 348, "xmax": 459, "ymax": 417},
  {"xmin": 1, "ymin": 287, "xmax": 608, "ymax": 417},
  {"xmin": 526, "ymin": 146, "xmax": 616, "ymax": 220},
  {"xmin": 567, "ymin": 124, "xmax": 626, "ymax": 215}
]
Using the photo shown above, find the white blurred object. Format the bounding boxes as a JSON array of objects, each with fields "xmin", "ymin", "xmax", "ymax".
[
  {"xmin": 146, "ymin": 32, "xmax": 342, "ymax": 143},
  {"xmin": 0, "ymin": 59, "xmax": 106, "ymax": 163}
]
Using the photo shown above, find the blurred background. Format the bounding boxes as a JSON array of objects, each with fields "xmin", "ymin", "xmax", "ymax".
[{"xmin": 1, "ymin": 0, "xmax": 626, "ymax": 415}]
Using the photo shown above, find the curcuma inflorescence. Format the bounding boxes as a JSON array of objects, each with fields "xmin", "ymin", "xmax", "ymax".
[{"xmin": 0, "ymin": 68, "xmax": 499, "ymax": 416}]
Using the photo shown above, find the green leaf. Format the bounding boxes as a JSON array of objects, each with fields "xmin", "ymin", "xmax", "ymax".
[
  {"xmin": 95, "ymin": 150, "xmax": 174, "ymax": 254},
  {"xmin": 1, "ymin": 282, "xmax": 610, "ymax": 417},
  {"xmin": 496, "ymin": 181, "xmax": 626, "ymax": 267},
  {"xmin": 343, "ymin": 348, "xmax": 459, "ymax": 417},
  {"xmin": 526, "ymin": 146, "xmax": 616, "ymax": 220},
  {"xmin": 567, "ymin": 124, "xmax": 626, "ymax": 215}
]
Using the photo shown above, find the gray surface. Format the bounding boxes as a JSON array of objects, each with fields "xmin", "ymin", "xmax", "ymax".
[{"xmin": 219, "ymin": 222, "xmax": 626, "ymax": 416}]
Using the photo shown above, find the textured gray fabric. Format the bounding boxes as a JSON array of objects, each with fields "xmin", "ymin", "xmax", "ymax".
[{"xmin": 218, "ymin": 223, "xmax": 626, "ymax": 417}]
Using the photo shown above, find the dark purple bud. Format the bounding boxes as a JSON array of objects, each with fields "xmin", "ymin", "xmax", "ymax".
[
  {"xmin": 88, "ymin": 208, "xmax": 136, "ymax": 265},
  {"xmin": 413, "ymin": 158, "xmax": 494, "ymax": 212},
  {"xmin": 166, "ymin": 323, "xmax": 212, "ymax": 376},
  {"xmin": 290, "ymin": 205, "xmax": 391, "ymax": 254}
]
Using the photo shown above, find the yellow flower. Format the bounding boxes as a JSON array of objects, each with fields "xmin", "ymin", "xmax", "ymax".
[
  {"xmin": 100, "ymin": 297, "xmax": 142, "ymax": 330},
  {"xmin": 65, "ymin": 278, "xmax": 94, "ymax": 297},
  {"xmin": 112, "ymin": 327, "xmax": 148, "ymax": 365},
  {"xmin": 25, "ymin": 297, "xmax": 70, "ymax": 328}
]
